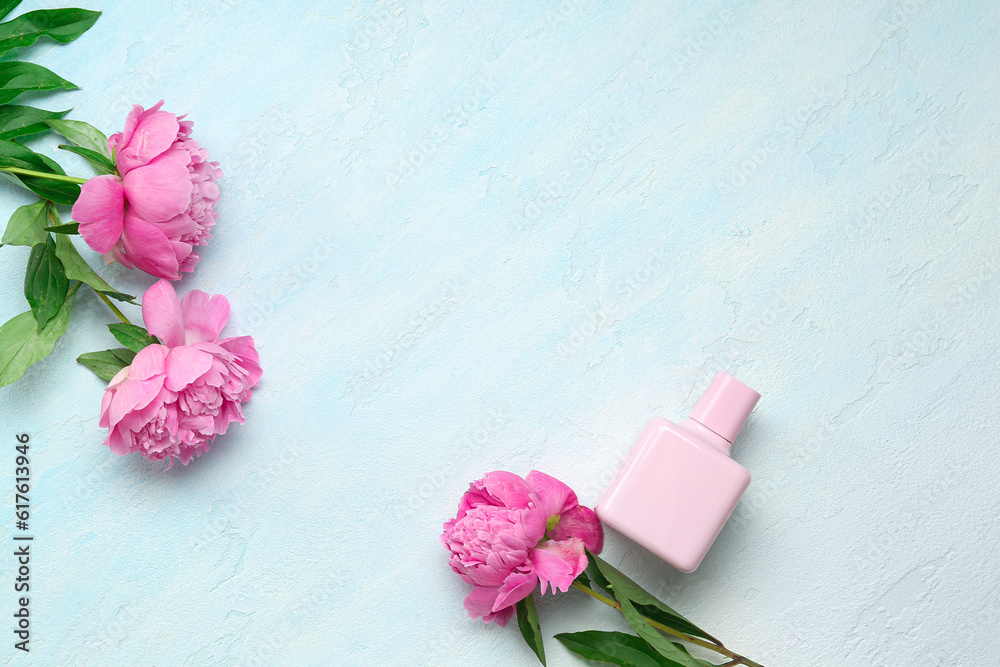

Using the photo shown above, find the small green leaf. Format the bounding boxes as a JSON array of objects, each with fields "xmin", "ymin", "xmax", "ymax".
[
  {"xmin": 44, "ymin": 221, "xmax": 79, "ymax": 234},
  {"xmin": 0, "ymin": 1, "xmax": 21, "ymax": 22},
  {"xmin": 589, "ymin": 552, "xmax": 713, "ymax": 642},
  {"xmin": 107, "ymin": 322, "xmax": 158, "ymax": 353},
  {"xmin": 1, "ymin": 199, "xmax": 47, "ymax": 246},
  {"xmin": 0, "ymin": 62, "xmax": 77, "ymax": 106},
  {"xmin": 24, "ymin": 234, "xmax": 67, "ymax": 329},
  {"xmin": 584, "ymin": 551, "xmax": 614, "ymax": 598},
  {"xmin": 0, "ymin": 285, "xmax": 75, "ymax": 388},
  {"xmin": 0, "ymin": 105, "xmax": 68, "ymax": 140},
  {"xmin": 0, "ymin": 9, "xmax": 101, "ymax": 57},
  {"xmin": 555, "ymin": 631, "xmax": 689, "ymax": 667},
  {"xmin": 516, "ymin": 594, "xmax": 546, "ymax": 665},
  {"xmin": 0, "ymin": 140, "xmax": 79, "ymax": 204},
  {"xmin": 45, "ymin": 118, "xmax": 110, "ymax": 158},
  {"xmin": 53, "ymin": 234, "xmax": 134, "ymax": 303},
  {"xmin": 76, "ymin": 347, "xmax": 135, "ymax": 381},
  {"xmin": 589, "ymin": 553, "xmax": 707, "ymax": 667},
  {"xmin": 58, "ymin": 143, "xmax": 114, "ymax": 174}
]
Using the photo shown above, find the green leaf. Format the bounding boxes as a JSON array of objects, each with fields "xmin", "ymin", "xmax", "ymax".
[
  {"xmin": 58, "ymin": 143, "xmax": 114, "ymax": 174},
  {"xmin": 0, "ymin": 0, "xmax": 21, "ymax": 22},
  {"xmin": 76, "ymin": 347, "xmax": 135, "ymax": 381},
  {"xmin": 585, "ymin": 551, "xmax": 614, "ymax": 598},
  {"xmin": 555, "ymin": 631, "xmax": 692, "ymax": 667},
  {"xmin": 0, "ymin": 62, "xmax": 77, "ymax": 106},
  {"xmin": 45, "ymin": 118, "xmax": 109, "ymax": 158},
  {"xmin": 588, "ymin": 552, "xmax": 713, "ymax": 642},
  {"xmin": 0, "ymin": 285, "xmax": 75, "ymax": 388},
  {"xmin": 1, "ymin": 199, "xmax": 47, "ymax": 246},
  {"xmin": 24, "ymin": 234, "xmax": 67, "ymax": 329},
  {"xmin": 44, "ymin": 221, "xmax": 78, "ymax": 234},
  {"xmin": 516, "ymin": 595, "xmax": 546, "ymax": 665},
  {"xmin": 0, "ymin": 104, "xmax": 68, "ymax": 140},
  {"xmin": 589, "ymin": 554, "xmax": 707, "ymax": 667},
  {"xmin": 53, "ymin": 234, "xmax": 134, "ymax": 303},
  {"xmin": 0, "ymin": 9, "xmax": 101, "ymax": 57},
  {"xmin": 107, "ymin": 322, "xmax": 157, "ymax": 353},
  {"xmin": 0, "ymin": 139, "xmax": 80, "ymax": 204}
]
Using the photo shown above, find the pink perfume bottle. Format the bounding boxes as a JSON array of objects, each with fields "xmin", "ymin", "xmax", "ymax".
[{"xmin": 597, "ymin": 372, "xmax": 760, "ymax": 572}]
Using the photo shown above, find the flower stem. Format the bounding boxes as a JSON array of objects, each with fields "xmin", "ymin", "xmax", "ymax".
[
  {"xmin": 570, "ymin": 581, "xmax": 763, "ymax": 667},
  {"xmin": 95, "ymin": 288, "xmax": 131, "ymax": 325},
  {"xmin": 0, "ymin": 167, "xmax": 87, "ymax": 184}
]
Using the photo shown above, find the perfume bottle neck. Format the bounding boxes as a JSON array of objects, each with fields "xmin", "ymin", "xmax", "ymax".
[{"xmin": 679, "ymin": 418, "xmax": 733, "ymax": 456}]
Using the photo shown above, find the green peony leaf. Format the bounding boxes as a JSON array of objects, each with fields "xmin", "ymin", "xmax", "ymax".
[
  {"xmin": 0, "ymin": 8, "xmax": 101, "ymax": 58},
  {"xmin": 555, "ymin": 630, "xmax": 693, "ymax": 667},
  {"xmin": 44, "ymin": 221, "xmax": 79, "ymax": 234},
  {"xmin": 0, "ymin": 139, "xmax": 79, "ymax": 204},
  {"xmin": 0, "ymin": 62, "xmax": 77, "ymax": 106},
  {"xmin": 45, "ymin": 118, "xmax": 110, "ymax": 158},
  {"xmin": 0, "ymin": 105, "xmax": 68, "ymax": 140},
  {"xmin": 107, "ymin": 322, "xmax": 158, "ymax": 353},
  {"xmin": 1, "ymin": 199, "xmax": 47, "ymax": 247},
  {"xmin": 0, "ymin": 283, "xmax": 75, "ymax": 388},
  {"xmin": 76, "ymin": 347, "xmax": 135, "ymax": 382},
  {"xmin": 58, "ymin": 143, "xmax": 114, "ymax": 174},
  {"xmin": 589, "ymin": 553, "xmax": 709, "ymax": 667},
  {"xmin": 0, "ymin": 1, "xmax": 21, "ymax": 22},
  {"xmin": 53, "ymin": 234, "xmax": 134, "ymax": 303},
  {"xmin": 24, "ymin": 234, "xmax": 67, "ymax": 329},
  {"xmin": 588, "ymin": 551, "xmax": 714, "ymax": 642},
  {"xmin": 516, "ymin": 594, "xmax": 546, "ymax": 665}
]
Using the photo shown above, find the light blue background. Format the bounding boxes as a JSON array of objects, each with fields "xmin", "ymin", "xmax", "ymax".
[{"xmin": 1, "ymin": 0, "xmax": 998, "ymax": 664}]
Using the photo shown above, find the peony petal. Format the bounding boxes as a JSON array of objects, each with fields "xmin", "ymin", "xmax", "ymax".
[
  {"xmin": 128, "ymin": 344, "xmax": 168, "ymax": 381},
  {"xmin": 481, "ymin": 471, "xmax": 535, "ymax": 510},
  {"xmin": 73, "ymin": 175, "xmax": 125, "ymax": 254},
  {"xmin": 107, "ymin": 376, "xmax": 165, "ymax": 427},
  {"xmin": 180, "ymin": 290, "xmax": 231, "ymax": 344},
  {"xmin": 218, "ymin": 336, "xmax": 262, "ymax": 386},
  {"xmin": 493, "ymin": 571, "xmax": 538, "ymax": 612},
  {"xmin": 464, "ymin": 586, "xmax": 513, "ymax": 626},
  {"xmin": 526, "ymin": 470, "xmax": 579, "ymax": 517},
  {"xmin": 116, "ymin": 106, "xmax": 178, "ymax": 174},
  {"xmin": 141, "ymin": 280, "xmax": 184, "ymax": 346},
  {"xmin": 529, "ymin": 538, "xmax": 588, "ymax": 595},
  {"xmin": 164, "ymin": 346, "xmax": 214, "ymax": 391},
  {"xmin": 548, "ymin": 505, "xmax": 604, "ymax": 553},
  {"xmin": 122, "ymin": 149, "xmax": 192, "ymax": 221},
  {"xmin": 153, "ymin": 213, "xmax": 197, "ymax": 239},
  {"xmin": 122, "ymin": 213, "xmax": 180, "ymax": 280}
]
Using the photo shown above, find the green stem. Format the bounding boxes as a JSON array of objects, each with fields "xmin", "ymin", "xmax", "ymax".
[
  {"xmin": 0, "ymin": 167, "xmax": 87, "ymax": 184},
  {"xmin": 570, "ymin": 581, "xmax": 763, "ymax": 667},
  {"xmin": 95, "ymin": 288, "xmax": 131, "ymax": 325}
]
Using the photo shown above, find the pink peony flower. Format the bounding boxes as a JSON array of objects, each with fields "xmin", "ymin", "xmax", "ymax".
[
  {"xmin": 441, "ymin": 470, "xmax": 603, "ymax": 626},
  {"xmin": 73, "ymin": 101, "xmax": 222, "ymax": 281},
  {"xmin": 99, "ymin": 280, "xmax": 261, "ymax": 466}
]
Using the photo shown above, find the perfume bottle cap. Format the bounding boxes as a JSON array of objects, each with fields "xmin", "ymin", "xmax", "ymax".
[{"xmin": 689, "ymin": 371, "xmax": 760, "ymax": 443}]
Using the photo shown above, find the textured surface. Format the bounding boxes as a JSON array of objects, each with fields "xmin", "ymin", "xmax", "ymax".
[{"xmin": 1, "ymin": 0, "xmax": 998, "ymax": 665}]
